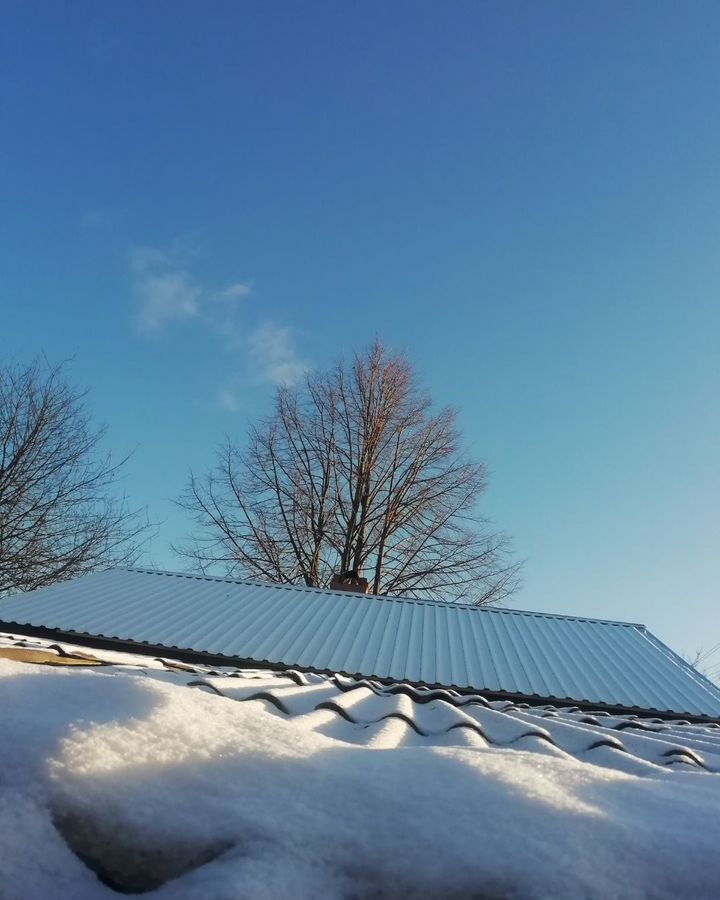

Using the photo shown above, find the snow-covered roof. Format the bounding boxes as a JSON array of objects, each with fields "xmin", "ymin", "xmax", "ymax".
[
  {"xmin": 2, "ymin": 566, "xmax": 719, "ymax": 719},
  {"xmin": 2, "ymin": 630, "xmax": 720, "ymax": 899}
]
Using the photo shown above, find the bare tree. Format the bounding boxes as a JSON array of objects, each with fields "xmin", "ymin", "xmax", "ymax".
[
  {"xmin": 176, "ymin": 340, "xmax": 520, "ymax": 604},
  {"xmin": 683, "ymin": 647, "xmax": 720, "ymax": 684},
  {"xmin": 0, "ymin": 359, "xmax": 149, "ymax": 595}
]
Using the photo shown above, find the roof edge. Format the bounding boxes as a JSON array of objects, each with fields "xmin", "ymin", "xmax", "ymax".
[{"xmin": 4, "ymin": 621, "xmax": 716, "ymax": 724}]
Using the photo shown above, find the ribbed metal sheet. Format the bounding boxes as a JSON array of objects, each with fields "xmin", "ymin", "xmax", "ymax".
[{"xmin": 2, "ymin": 567, "xmax": 719, "ymax": 717}]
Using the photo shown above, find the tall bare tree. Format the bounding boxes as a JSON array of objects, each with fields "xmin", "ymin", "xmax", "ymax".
[
  {"xmin": 0, "ymin": 360, "xmax": 149, "ymax": 595},
  {"xmin": 177, "ymin": 341, "xmax": 520, "ymax": 604}
]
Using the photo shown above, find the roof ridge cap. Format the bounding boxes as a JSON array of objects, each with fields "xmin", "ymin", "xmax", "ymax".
[{"xmin": 119, "ymin": 568, "xmax": 645, "ymax": 627}]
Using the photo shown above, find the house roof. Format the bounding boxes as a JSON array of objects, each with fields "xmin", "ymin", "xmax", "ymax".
[
  {"xmin": 2, "ymin": 566, "xmax": 719, "ymax": 719},
  {"xmin": 3, "ymin": 630, "xmax": 720, "ymax": 898}
]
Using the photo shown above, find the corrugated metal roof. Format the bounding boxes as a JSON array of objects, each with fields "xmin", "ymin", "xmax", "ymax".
[{"xmin": 1, "ymin": 567, "xmax": 719, "ymax": 718}]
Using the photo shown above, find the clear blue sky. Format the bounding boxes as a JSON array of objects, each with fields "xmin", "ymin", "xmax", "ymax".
[{"xmin": 2, "ymin": 1, "xmax": 719, "ymax": 666}]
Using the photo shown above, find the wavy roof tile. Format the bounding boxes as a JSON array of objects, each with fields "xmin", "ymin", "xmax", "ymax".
[{"xmin": 3, "ymin": 631, "xmax": 719, "ymax": 776}]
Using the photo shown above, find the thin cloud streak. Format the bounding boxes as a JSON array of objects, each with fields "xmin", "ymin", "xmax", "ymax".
[
  {"xmin": 220, "ymin": 283, "xmax": 252, "ymax": 301},
  {"xmin": 218, "ymin": 389, "xmax": 242, "ymax": 412},
  {"xmin": 131, "ymin": 246, "xmax": 201, "ymax": 333},
  {"xmin": 138, "ymin": 272, "xmax": 201, "ymax": 332},
  {"xmin": 130, "ymin": 242, "xmax": 307, "ymax": 402},
  {"xmin": 248, "ymin": 323, "xmax": 308, "ymax": 387}
]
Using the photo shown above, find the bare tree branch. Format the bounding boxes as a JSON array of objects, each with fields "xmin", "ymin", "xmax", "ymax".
[
  {"xmin": 175, "ymin": 340, "xmax": 521, "ymax": 604},
  {"xmin": 0, "ymin": 359, "xmax": 151, "ymax": 595}
]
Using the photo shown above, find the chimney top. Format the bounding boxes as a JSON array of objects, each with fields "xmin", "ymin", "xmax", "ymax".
[{"xmin": 330, "ymin": 570, "xmax": 370, "ymax": 594}]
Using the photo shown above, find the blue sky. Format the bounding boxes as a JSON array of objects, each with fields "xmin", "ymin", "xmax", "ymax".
[{"xmin": 2, "ymin": 1, "xmax": 719, "ymax": 665}]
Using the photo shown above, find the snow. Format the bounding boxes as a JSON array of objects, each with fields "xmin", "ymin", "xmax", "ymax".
[{"xmin": 2, "ymin": 655, "xmax": 720, "ymax": 899}]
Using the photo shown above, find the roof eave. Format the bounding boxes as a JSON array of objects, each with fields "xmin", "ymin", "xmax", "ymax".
[{"xmin": 4, "ymin": 620, "xmax": 718, "ymax": 725}]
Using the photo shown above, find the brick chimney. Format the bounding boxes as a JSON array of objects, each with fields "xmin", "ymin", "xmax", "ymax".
[{"xmin": 329, "ymin": 570, "xmax": 370, "ymax": 594}]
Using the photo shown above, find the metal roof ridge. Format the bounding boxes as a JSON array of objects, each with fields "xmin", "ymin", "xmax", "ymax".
[{"xmin": 119, "ymin": 567, "xmax": 646, "ymax": 629}]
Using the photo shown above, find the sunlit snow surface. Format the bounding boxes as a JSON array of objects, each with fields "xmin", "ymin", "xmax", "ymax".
[{"xmin": 1, "ymin": 634, "xmax": 720, "ymax": 899}]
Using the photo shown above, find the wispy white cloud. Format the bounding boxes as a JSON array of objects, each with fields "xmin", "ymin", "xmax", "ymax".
[
  {"xmin": 80, "ymin": 209, "xmax": 113, "ymax": 229},
  {"xmin": 220, "ymin": 283, "xmax": 252, "ymax": 301},
  {"xmin": 217, "ymin": 388, "xmax": 242, "ymax": 412},
  {"xmin": 138, "ymin": 272, "xmax": 201, "ymax": 332},
  {"xmin": 131, "ymin": 245, "xmax": 253, "ymax": 335},
  {"xmin": 210, "ymin": 281, "xmax": 252, "ymax": 347},
  {"xmin": 248, "ymin": 323, "xmax": 308, "ymax": 387},
  {"xmin": 130, "ymin": 241, "xmax": 307, "ymax": 403},
  {"xmin": 131, "ymin": 246, "xmax": 201, "ymax": 333}
]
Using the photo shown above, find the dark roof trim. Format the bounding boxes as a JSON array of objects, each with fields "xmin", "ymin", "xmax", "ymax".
[{"xmin": 5, "ymin": 621, "xmax": 718, "ymax": 726}]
